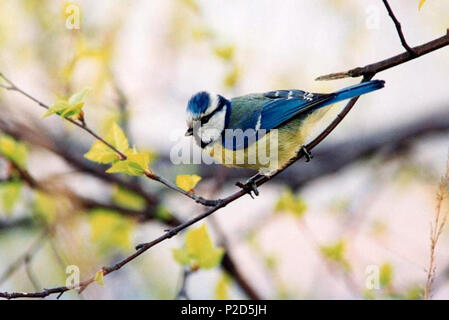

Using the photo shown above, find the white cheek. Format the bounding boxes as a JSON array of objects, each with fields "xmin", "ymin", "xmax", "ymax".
[
  {"xmin": 199, "ymin": 109, "xmax": 226, "ymax": 144},
  {"xmin": 203, "ymin": 93, "xmax": 218, "ymax": 116}
]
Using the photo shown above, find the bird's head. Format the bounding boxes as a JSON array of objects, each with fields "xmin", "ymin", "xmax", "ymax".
[{"xmin": 185, "ymin": 91, "xmax": 231, "ymax": 148}]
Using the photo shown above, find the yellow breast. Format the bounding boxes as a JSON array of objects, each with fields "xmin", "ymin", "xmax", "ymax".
[{"xmin": 207, "ymin": 108, "xmax": 330, "ymax": 175}]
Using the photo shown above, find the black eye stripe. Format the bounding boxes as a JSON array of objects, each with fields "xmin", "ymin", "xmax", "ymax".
[
  {"xmin": 201, "ymin": 111, "xmax": 215, "ymax": 124},
  {"xmin": 200, "ymin": 98, "xmax": 225, "ymax": 124}
]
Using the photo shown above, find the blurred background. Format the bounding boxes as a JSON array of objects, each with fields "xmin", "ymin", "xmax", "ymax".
[{"xmin": 0, "ymin": 0, "xmax": 449, "ymax": 299}]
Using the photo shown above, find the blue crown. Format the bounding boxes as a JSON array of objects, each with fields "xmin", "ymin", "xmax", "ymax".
[{"xmin": 186, "ymin": 91, "xmax": 210, "ymax": 116}]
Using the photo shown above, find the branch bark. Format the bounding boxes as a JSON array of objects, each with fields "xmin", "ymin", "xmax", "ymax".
[{"xmin": 316, "ymin": 34, "xmax": 449, "ymax": 81}]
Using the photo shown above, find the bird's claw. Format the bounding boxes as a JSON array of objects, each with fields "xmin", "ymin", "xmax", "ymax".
[
  {"xmin": 236, "ymin": 180, "xmax": 260, "ymax": 198},
  {"xmin": 301, "ymin": 146, "xmax": 313, "ymax": 162}
]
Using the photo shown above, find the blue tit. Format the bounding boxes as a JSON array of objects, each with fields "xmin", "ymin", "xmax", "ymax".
[{"xmin": 185, "ymin": 80, "xmax": 385, "ymax": 178}]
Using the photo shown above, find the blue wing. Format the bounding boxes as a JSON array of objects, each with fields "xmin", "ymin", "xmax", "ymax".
[
  {"xmin": 258, "ymin": 90, "xmax": 333, "ymax": 130},
  {"xmin": 222, "ymin": 90, "xmax": 333, "ymax": 150},
  {"xmin": 222, "ymin": 80, "xmax": 385, "ymax": 150}
]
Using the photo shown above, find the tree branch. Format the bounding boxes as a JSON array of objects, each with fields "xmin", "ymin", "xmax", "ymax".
[
  {"xmin": 0, "ymin": 217, "xmax": 35, "ymax": 232},
  {"xmin": 0, "ymin": 121, "xmax": 263, "ymax": 300},
  {"xmin": 316, "ymin": 33, "xmax": 449, "ymax": 81},
  {"xmin": 0, "ymin": 73, "xmax": 217, "ymax": 207},
  {"xmin": 1, "ymin": 76, "xmax": 368, "ymax": 299}
]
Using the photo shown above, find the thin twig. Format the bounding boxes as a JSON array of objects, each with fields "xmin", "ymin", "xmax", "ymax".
[
  {"xmin": 0, "ymin": 73, "xmax": 217, "ymax": 207},
  {"xmin": 24, "ymin": 255, "xmax": 41, "ymax": 291},
  {"xmin": 175, "ymin": 268, "xmax": 192, "ymax": 300},
  {"xmin": 424, "ymin": 155, "xmax": 449, "ymax": 299},
  {"xmin": 381, "ymin": 0, "xmax": 416, "ymax": 55}
]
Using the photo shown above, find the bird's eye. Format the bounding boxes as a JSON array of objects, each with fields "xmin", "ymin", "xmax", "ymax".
[{"xmin": 200, "ymin": 113, "xmax": 213, "ymax": 125}]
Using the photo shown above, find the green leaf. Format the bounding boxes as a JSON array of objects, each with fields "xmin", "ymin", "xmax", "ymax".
[
  {"xmin": 42, "ymin": 88, "xmax": 90, "ymax": 119},
  {"xmin": 105, "ymin": 122, "xmax": 129, "ymax": 153},
  {"xmin": 172, "ymin": 224, "xmax": 224, "ymax": 269},
  {"xmin": 94, "ymin": 270, "xmax": 105, "ymax": 286},
  {"xmin": 106, "ymin": 161, "xmax": 138, "ymax": 175},
  {"xmin": 106, "ymin": 150, "xmax": 151, "ymax": 176},
  {"xmin": 106, "ymin": 158, "xmax": 144, "ymax": 176},
  {"xmin": 89, "ymin": 209, "xmax": 135, "ymax": 252},
  {"xmin": 0, "ymin": 181, "xmax": 23, "ymax": 214},
  {"xmin": 172, "ymin": 248, "xmax": 191, "ymax": 266},
  {"xmin": 42, "ymin": 100, "xmax": 71, "ymax": 118},
  {"xmin": 380, "ymin": 263, "xmax": 393, "ymax": 288},
  {"xmin": 112, "ymin": 185, "xmax": 145, "ymax": 211},
  {"xmin": 214, "ymin": 273, "xmax": 231, "ymax": 300},
  {"xmin": 84, "ymin": 141, "xmax": 118, "ymax": 164},
  {"xmin": 60, "ymin": 102, "xmax": 84, "ymax": 118},
  {"xmin": 175, "ymin": 174, "xmax": 202, "ymax": 192},
  {"xmin": 185, "ymin": 224, "xmax": 224, "ymax": 269},
  {"xmin": 275, "ymin": 189, "xmax": 307, "ymax": 218},
  {"xmin": 68, "ymin": 88, "xmax": 91, "ymax": 106},
  {"xmin": 0, "ymin": 135, "xmax": 28, "ymax": 169},
  {"xmin": 84, "ymin": 122, "xmax": 129, "ymax": 164}
]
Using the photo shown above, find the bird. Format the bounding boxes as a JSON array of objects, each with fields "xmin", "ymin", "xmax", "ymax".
[{"xmin": 185, "ymin": 80, "xmax": 385, "ymax": 195}]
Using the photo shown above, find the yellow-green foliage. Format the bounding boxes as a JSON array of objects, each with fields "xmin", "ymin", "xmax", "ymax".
[
  {"xmin": 214, "ymin": 273, "xmax": 231, "ymax": 300},
  {"xmin": 0, "ymin": 181, "xmax": 23, "ymax": 215},
  {"xmin": 94, "ymin": 270, "xmax": 105, "ymax": 286},
  {"xmin": 85, "ymin": 122, "xmax": 129, "ymax": 164},
  {"xmin": 275, "ymin": 189, "xmax": 307, "ymax": 218},
  {"xmin": 85, "ymin": 122, "xmax": 151, "ymax": 177},
  {"xmin": 112, "ymin": 186, "xmax": 145, "ymax": 211},
  {"xmin": 380, "ymin": 263, "xmax": 393, "ymax": 288},
  {"xmin": 172, "ymin": 224, "xmax": 224, "ymax": 269},
  {"xmin": 0, "ymin": 135, "xmax": 27, "ymax": 169},
  {"xmin": 42, "ymin": 88, "xmax": 90, "ymax": 119},
  {"xmin": 89, "ymin": 209, "xmax": 135, "ymax": 253},
  {"xmin": 320, "ymin": 240, "xmax": 350, "ymax": 270},
  {"xmin": 175, "ymin": 174, "xmax": 202, "ymax": 192}
]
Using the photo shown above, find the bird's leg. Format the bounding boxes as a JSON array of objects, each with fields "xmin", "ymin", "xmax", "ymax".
[
  {"xmin": 236, "ymin": 173, "xmax": 264, "ymax": 198},
  {"xmin": 301, "ymin": 145, "xmax": 313, "ymax": 162}
]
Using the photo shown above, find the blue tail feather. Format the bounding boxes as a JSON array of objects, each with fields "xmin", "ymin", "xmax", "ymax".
[{"xmin": 324, "ymin": 80, "xmax": 385, "ymax": 107}]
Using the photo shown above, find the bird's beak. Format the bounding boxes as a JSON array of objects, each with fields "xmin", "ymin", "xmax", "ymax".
[{"xmin": 185, "ymin": 128, "xmax": 193, "ymax": 136}]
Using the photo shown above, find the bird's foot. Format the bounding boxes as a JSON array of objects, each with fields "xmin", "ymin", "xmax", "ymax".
[
  {"xmin": 301, "ymin": 145, "xmax": 313, "ymax": 162},
  {"xmin": 236, "ymin": 176, "xmax": 260, "ymax": 199}
]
